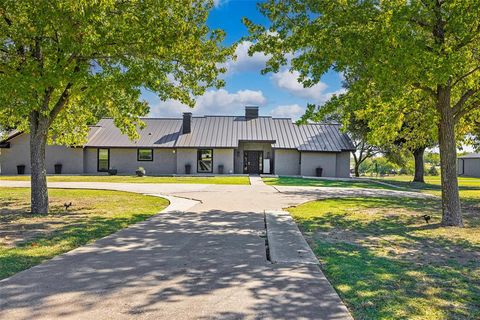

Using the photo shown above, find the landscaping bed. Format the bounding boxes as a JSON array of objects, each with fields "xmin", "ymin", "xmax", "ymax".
[
  {"xmin": 0, "ymin": 188, "xmax": 169, "ymax": 279},
  {"xmin": 288, "ymin": 196, "xmax": 480, "ymax": 319}
]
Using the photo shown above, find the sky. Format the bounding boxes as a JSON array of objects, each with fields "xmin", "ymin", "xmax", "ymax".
[{"xmin": 144, "ymin": 0, "xmax": 344, "ymax": 121}]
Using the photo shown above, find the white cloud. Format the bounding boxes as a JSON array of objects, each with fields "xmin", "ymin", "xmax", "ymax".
[
  {"xmin": 270, "ymin": 104, "xmax": 305, "ymax": 121},
  {"xmin": 149, "ymin": 89, "xmax": 267, "ymax": 117},
  {"xmin": 271, "ymin": 70, "xmax": 345, "ymax": 103},
  {"xmin": 213, "ymin": 0, "xmax": 229, "ymax": 7},
  {"xmin": 223, "ymin": 41, "xmax": 270, "ymax": 75}
]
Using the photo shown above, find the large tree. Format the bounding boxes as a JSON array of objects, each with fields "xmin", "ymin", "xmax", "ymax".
[
  {"xmin": 0, "ymin": 0, "xmax": 232, "ymax": 214},
  {"xmin": 246, "ymin": 0, "xmax": 480, "ymax": 226}
]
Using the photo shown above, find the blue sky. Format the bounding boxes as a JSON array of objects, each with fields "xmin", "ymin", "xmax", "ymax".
[{"xmin": 146, "ymin": 0, "xmax": 344, "ymax": 120}]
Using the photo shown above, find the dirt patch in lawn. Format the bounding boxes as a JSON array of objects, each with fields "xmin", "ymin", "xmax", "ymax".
[
  {"xmin": 0, "ymin": 202, "xmax": 90, "ymax": 247},
  {"xmin": 290, "ymin": 197, "xmax": 480, "ymax": 319},
  {"xmin": 309, "ymin": 225, "xmax": 480, "ymax": 267}
]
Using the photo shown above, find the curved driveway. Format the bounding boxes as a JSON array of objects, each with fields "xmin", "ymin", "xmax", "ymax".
[{"xmin": 0, "ymin": 179, "xmax": 428, "ymax": 320}]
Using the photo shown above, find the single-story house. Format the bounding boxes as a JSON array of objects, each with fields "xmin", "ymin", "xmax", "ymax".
[
  {"xmin": 458, "ymin": 153, "xmax": 480, "ymax": 178},
  {"xmin": 0, "ymin": 106, "xmax": 355, "ymax": 177}
]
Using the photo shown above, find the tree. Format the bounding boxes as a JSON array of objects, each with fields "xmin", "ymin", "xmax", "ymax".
[
  {"xmin": 301, "ymin": 102, "xmax": 380, "ymax": 178},
  {"xmin": 246, "ymin": 0, "xmax": 480, "ymax": 226},
  {"xmin": 0, "ymin": 0, "xmax": 232, "ymax": 214}
]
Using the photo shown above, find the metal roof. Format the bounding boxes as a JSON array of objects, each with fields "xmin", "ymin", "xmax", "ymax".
[
  {"xmin": 458, "ymin": 153, "xmax": 480, "ymax": 159},
  {"xmin": 81, "ymin": 116, "xmax": 355, "ymax": 152}
]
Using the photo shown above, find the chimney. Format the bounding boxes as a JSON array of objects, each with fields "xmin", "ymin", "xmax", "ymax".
[
  {"xmin": 182, "ymin": 112, "xmax": 192, "ymax": 134},
  {"xmin": 245, "ymin": 106, "xmax": 259, "ymax": 120}
]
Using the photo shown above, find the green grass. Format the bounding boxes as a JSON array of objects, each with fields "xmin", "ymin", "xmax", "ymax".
[
  {"xmin": 370, "ymin": 176, "xmax": 480, "ymax": 206},
  {"xmin": 263, "ymin": 176, "xmax": 395, "ymax": 190},
  {"xmin": 0, "ymin": 188, "xmax": 169, "ymax": 279},
  {"xmin": 288, "ymin": 197, "xmax": 480, "ymax": 320},
  {"xmin": 0, "ymin": 175, "xmax": 250, "ymax": 185}
]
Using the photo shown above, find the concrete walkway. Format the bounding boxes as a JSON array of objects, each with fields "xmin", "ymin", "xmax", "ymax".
[{"xmin": 0, "ymin": 179, "xmax": 429, "ymax": 319}]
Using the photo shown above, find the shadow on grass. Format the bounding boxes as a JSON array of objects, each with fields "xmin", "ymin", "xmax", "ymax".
[
  {"xmin": 377, "ymin": 178, "xmax": 480, "ymax": 193},
  {"xmin": 265, "ymin": 176, "xmax": 395, "ymax": 190},
  {"xmin": 314, "ymin": 240, "xmax": 479, "ymax": 319},
  {"xmin": 293, "ymin": 196, "xmax": 480, "ymax": 318},
  {"xmin": 0, "ymin": 213, "xmax": 153, "ymax": 279}
]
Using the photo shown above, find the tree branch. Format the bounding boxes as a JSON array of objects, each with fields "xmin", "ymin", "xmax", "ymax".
[
  {"xmin": 452, "ymin": 66, "xmax": 480, "ymax": 88},
  {"xmin": 412, "ymin": 83, "xmax": 436, "ymax": 97},
  {"xmin": 454, "ymin": 100, "xmax": 480, "ymax": 122},
  {"xmin": 48, "ymin": 83, "xmax": 73, "ymax": 125},
  {"xmin": 0, "ymin": 10, "xmax": 12, "ymax": 26},
  {"xmin": 453, "ymin": 88, "xmax": 480, "ymax": 116},
  {"xmin": 41, "ymin": 87, "xmax": 53, "ymax": 111}
]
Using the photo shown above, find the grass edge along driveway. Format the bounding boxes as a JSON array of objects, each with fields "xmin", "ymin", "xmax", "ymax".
[
  {"xmin": 288, "ymin": 196, "xmax": 480, "ymax": 320},
  {"xmin": 263, "ymin": 176, "xmax": 398, "ymax": 190},
  {"xmin": 0, "ymin": 175, "xmax": 250, "ymax": 185},
  {"xmin": 0, "ymin": 187, "xmax": 169, "ymax": 280}
]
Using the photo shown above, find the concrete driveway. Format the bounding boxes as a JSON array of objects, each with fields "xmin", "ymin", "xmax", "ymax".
[{"xmin": 0, "ymin": 178, "xmax": 424, "ymax": 319}]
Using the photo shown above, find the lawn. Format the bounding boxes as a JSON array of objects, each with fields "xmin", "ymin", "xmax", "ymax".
[
  {"xmin": 288, "ymin": 197, "xmax": 480, "ymax": 320},
  {"xmin": 370, "ymin": 176, "xmax": 480, "ymax": 207},
  {"xmin": 263, "ymin": 176, "xmax": 395, "ymax": 190},
  {"xmin": 0, "ymin": 188, "xmax": 169, "ymax": 280},
  {"xmin": 0, "ymin": 175, "xmax": 250, "ymax": 185}
]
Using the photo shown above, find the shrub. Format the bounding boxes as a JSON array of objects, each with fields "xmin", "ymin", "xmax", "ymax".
[{"xmin": 428, "ymin": 165, "xmax": 439, "ymax": 176}]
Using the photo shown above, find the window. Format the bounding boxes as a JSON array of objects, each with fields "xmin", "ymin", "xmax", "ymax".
[
  {"xmin": 137, "ymin": 148, "xmax": 153, "ymax": 161},
  {"xmin": 197, "ymin": 149, "xmax": 213, "ymax": 173},
  {"xmin": 97, "ymin": 148, "xmax": 110, "ymax": 172}
]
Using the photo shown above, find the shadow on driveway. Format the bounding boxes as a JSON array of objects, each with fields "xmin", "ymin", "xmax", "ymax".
[{"xmin": 0, "ymin": 209, "xmax": 350, "ymax": 319}]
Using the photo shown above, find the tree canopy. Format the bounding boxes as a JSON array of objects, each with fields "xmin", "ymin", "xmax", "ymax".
[
  {"xmin": 0, "ymin": 0, "xmax": 231, "ymax": 143},
  {"xmin": 246, "ymin": 0, "xmax": 480, "ymax": 226},
  {"xmin": 0, "ymin": 0, "xmax": 233, "ymax": 213}
]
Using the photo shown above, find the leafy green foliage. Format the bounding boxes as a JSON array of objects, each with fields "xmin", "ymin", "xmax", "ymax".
[
  {"xmin": 428, "ymin": 165, "xmax": 439, "ymax": 176},
  {"xmin": 246, "ymin": 0, "xmax": 480, "ymax": 225},
  {"xmin": 0, "ymin": 0, "xmax": 233, "ymax": 143}
]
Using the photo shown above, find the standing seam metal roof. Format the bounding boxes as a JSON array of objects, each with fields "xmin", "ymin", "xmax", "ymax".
[{"xmin": 84, "ymin": 116, "xmax": 355, "ymax": 152}]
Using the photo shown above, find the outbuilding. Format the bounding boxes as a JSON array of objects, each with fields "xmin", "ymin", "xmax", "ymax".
[{"xmin": 458, "ymin": 153, "xmax": 480, "ymax": 178}]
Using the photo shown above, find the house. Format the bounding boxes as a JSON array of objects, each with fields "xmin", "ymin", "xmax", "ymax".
[
  {"xmin": 458, "ymin": 153, "xmax": 480, "ymax": 178},
  {"xmin": 0, "ymin": 106, "xmax": 355, "ymax": 177}
]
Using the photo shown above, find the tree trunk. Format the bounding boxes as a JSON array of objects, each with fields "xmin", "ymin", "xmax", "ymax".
[
  {"xmin": 29, "ymin": 114, "xmax": 49, "ymax": 214},
  {"xmin": 413, "ymin": 147, "xmax": 426, "ymax": 183},
  {"xmin": 437, "ymin": 87, "xmax": 463, "ymax": 227},
  {"xmin": 354, "ymin": 162, "xmax": 360, "ymax": 177}
]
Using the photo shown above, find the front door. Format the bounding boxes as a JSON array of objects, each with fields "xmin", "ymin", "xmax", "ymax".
[{"xmin": 243, "ymin": 151, "xmax": 263, "ymax": 174}]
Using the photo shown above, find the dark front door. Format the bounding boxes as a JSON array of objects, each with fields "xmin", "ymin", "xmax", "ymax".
[{"xmin": 244, "ymin": 151, "xmax": 263, "ymax": 174}]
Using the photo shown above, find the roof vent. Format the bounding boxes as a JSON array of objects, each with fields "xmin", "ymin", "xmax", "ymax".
[
  {"xmin": 182, "ymin": 112, "xmax": 192, "ymax": 134},
  {"xmin": 245, "ymin": 106, "xmax": 259, "ymax": 120}
]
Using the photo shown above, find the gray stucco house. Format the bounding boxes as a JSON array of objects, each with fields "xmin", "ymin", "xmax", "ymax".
[
  {"xmin": 0, "ymin": 106, "xmax": 354, "ymax": 177},
  {"xmin": 458, "ymin": 153, "xmax": 480, "ymax": 178}
]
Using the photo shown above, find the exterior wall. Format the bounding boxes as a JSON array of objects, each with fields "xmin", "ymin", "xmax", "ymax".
[
  {"xmin": 109, "ymin": 148, "xmax": 176, "ymax": 175},
  {"xmin": 0, "ymin": 133, "xmax": 83, "ymax": 175},
  {"xmin": 458, "ymin": 158, "xmax": 480, "ymax": 178},
  {"xmin": 335, "ymin": 151, "xmax": 351, "ymax": 178},
  {"xmin": 274, "ymin": 149, "xmax": 300, "ymax": 176},
  {"xmin": 300, "ymin": 152, "xmax": 337, "ymax": 177},
  {"xmin": 85, "ymin": 147, "xmax": 177, "ymax": 175},
  {"xmin": 84, "ymin": 148, "xmax": 98, "ymax": 174},
  {"xmin": 176, "ymin": 148, "xmax": 198, "ymax": 174},
  {"xmin": 213, "ymin": 149, "xmax": 234, "ymax": 174},
  {"xmin": 176, "ymin": 148, "xmax": 234, "ymax": 174},
  {"xmin": 234, "ymin": 142, "xmax": 273, "ymax": 174}
]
